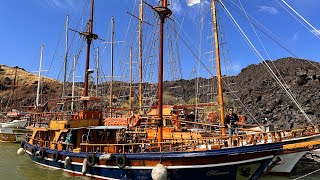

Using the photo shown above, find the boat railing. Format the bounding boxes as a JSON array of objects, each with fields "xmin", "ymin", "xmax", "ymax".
[
  {"xmin": 25, "ymin": 124, "xmax": 320, "ymax": 154},
  {"xmin": 82, "ymin": 134, "xmax": 89, "ymax": 143},
  {"xmin": 77, "ymin": 124, "xmax": 320, "ymax": 153},
  {"xmin": 27, "ymin": 136, "xmax": 51, "ymax": 148}
]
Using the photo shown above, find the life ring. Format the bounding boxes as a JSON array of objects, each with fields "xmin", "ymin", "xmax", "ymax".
[
  {"xmin": 31, "ymin": 148, "xmax": 37, "ymax": 156},
  {"xmin": 128, "ymin": 115, "xmax": 140, "ymax": 127},
  {"xmin": 116, "ymin": 154, "xmax": 126, "ymax": 169},
  {"xmin": 207, "ymin": 112, "xmax": 218, "ymax": 123},
  {"xmin": 52, "ymin": 151, "xmax": 60, "ymax": 162},
  {"xmin": 87, "ymin": 154, "xmax": 97, "ymax": 167},
  {"xmin": 39, "ymin": 149, "xmax": 46, "ymax": 159}
]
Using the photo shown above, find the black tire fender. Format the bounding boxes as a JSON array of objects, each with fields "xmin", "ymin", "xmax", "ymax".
[
  {"xmin": 31, "ymin": 147, "xmax": 37, "ymax": 156},
  {"xmin": 39, "ymin": 149, "xmax": 46, "ymax": 159},
  {"xmin": 87, "ymin": 154, "xmax": 97, "ymax": 167},
  {"xmin": 116, "ymin": 154, "xmax": 126, "ymax": 169},
  {"xmin": 52, "ymin": 151, "xmax": 60, "ymax": 162}
]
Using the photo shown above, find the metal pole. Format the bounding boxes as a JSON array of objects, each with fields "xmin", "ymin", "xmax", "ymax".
[
  {"xmin": 109, "ymin": 16, "xmax": 115, "ymax": 117},
  {"xmin": 36, "ymin": 45, "xmax": 44, "ymax": 107},
  {"xmin": 71, "ymin": 55, "xmax": 76, "ymax": 112},
  {"xmin": 62, "ymin": 15, "xmax": 69, "ymax": 98}
]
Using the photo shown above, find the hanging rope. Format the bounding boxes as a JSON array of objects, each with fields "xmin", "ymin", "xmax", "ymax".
[{"xmin": 293, "ymin": 168, "xmax": 320, "ymax": 180}]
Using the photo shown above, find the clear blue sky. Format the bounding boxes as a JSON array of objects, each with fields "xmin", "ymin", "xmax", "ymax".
[{"xmin": 0, "ymin": 0, "xmax": 320, "ymax": 83}]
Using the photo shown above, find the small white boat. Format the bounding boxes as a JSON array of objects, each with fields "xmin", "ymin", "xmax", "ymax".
[
  {"xmin": 0, "ymin": 119, "xmax": 28, "ymax": 128},
  {"xmin": 0, "ymin": 110, "xmax": 30, "ymax": 128}
]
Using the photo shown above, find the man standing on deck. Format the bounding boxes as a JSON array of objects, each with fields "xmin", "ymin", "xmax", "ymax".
[{"xmin": 225, "ymin": 107, "xmax": 239, "ymax": 136}]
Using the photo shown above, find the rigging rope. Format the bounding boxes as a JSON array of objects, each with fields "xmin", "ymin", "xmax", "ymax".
[
  {"xmin": 275, "ymin": 0, "xmax": 320, "ymax": 72},
  {"xmin": 219, "ymin": 0, "xmax": 314, "ymax": 125},
  {"xmin": 227, "ymin": 0, "xmax": 320, "ymax": 73},
  {"xmin": 280, "ymin": 0, "xmax": 320, "ymax": 40},
  {"xmin": 237, "ymin": 0, "xmax": 293, "ymax": 106},
  {"xmin": 227, "ymin": 0, "xmax": 298, "ymax": 58}
]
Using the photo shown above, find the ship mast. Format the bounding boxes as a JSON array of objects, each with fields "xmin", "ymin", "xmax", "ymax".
[
  {"xmin": 211, "ymin": 0, "xmax": 225, "ymax": 134},
  {"xmin": 10, "ymin": 66, "xmax": 18, "ymax": 110},
  {"xmin": 36, "ymin": 45, "xmax": 44, "ymax": 107},
  {"xmin": 138, "ymin": 0, "xmax": 144, "ymax": 114},
  {"xmin": 109, "ymin": 16, "xmax": 115, "ymax": 117},
  {"xmin": 62, "ymin": 15, "xmax": 69, "ymax": 98},
  {"xmin": 129, "ymin": 47, "xmax": 133, "ymax": 111},
  {"xmin": 153, "ymin": 0, "xmax": 171, "ymax": 146},
  {"xmin": 95, "ymin": 47, "xmax": 99, "ymax": 97},
  {"xmin": 83, "ymin": 0, "xmax": 97, "ymax": 109},
  {"xmin": 71, "ymin": 55, "xmax": 76, "ymax": 113}
]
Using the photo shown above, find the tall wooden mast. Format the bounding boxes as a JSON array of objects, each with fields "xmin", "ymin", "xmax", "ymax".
[
  {"xmin": 83, "ymin": 0, "xmax": 97, "ymax": 109},
  {"xmin": 153, "ymin": 0, "xmax": 171, "ymax": 146},
  {"xmin": 211, "ymin": 0, "xmax": 225, "ymax": 134},
  {"xmin": 138, "ymin": 0, "xmax": 144, "ymax": 114}
]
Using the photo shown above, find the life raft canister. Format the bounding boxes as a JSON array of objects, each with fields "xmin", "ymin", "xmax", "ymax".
[
  {"xmin": 116, "ymin": 154, "xmax": 126, "ymax": 169},
  {"xmin": 52, "ymin": 151, "xmax": 60, "ymax": 162},
  {"xmin": 87, "ymin": 154, "xmax": 97, "ymax": 167}
]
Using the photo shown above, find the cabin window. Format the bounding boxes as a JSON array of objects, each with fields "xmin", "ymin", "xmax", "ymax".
[{"xmin": 97, "ymin": 130, "xmax": 104, "ymax": 142}]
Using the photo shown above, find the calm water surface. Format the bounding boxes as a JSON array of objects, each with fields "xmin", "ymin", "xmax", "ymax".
[
  {"xmin": 1, "ymin": 143, "xmax": 320, "ymax": 180},
  {"xmin": 0, "ymin": 143, "xmax": 82, "ymax": 180}
]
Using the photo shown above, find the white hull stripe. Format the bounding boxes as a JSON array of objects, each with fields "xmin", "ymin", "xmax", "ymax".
[
  {"xmin": 32, "ymin": 160, "xmax": 119, "ymax": 180},
  {"xmin": 27, "ymin": 150, "xmax": 274, "ymax": 170},
  {"xmin": 63, "ymin": 169, "xmax": 119, "ymax": 180},
  {"xmin": 282, "ymin": 134, "xmax": 320, "ymax": 142}
]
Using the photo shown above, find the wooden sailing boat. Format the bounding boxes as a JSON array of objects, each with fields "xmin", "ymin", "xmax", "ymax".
[{"xmin": 19, "ymin": 0, "xmax": 320, "ymax": 179}]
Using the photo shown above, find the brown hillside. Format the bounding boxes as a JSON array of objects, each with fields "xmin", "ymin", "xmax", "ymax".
[{"xmin": 0, "ymin": 64, "xmax": 62, "ymax": 110}]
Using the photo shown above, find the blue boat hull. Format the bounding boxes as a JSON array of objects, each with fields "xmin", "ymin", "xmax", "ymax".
[{"xmin": 24, "ymin": 142, "xmax": 281, "ymax": 180}]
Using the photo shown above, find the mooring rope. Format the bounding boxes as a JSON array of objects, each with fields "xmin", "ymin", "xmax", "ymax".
[{"xmin": 292, "ymin": 168, "xmax": 320, "ymax": 180}]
